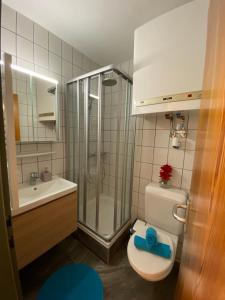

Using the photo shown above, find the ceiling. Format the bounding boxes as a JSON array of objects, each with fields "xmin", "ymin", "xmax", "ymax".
[{"xmin": 3, "ymin": 0, "xmax": 193, "ymax": 65}]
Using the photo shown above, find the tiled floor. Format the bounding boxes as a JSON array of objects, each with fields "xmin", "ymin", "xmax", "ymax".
[{"xmin": 20, "ymin": 236, "xmax": 179, "ymax": 300}]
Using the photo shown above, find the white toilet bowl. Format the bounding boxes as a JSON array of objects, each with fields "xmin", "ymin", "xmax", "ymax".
[
  {"xmin": 127, "ymin": 220, "xmax": 178, "ymax": 281},
  {"xmin": 127, "ymin": 183, "xmax": 187, "ymax": 281}
]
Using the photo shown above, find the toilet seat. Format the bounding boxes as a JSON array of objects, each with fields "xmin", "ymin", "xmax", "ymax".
[{"xmin": 127, "ymin": 220, "xmax": 178, "ymax": 281}]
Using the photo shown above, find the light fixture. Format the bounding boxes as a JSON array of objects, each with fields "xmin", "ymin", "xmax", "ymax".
[
  {"xmin": 11, "ymin": 64, "xmax": 58, "ymax": 84},
  {"xmin": 0, "ymin": 59, "xmax": 58, "ymax": 84}
]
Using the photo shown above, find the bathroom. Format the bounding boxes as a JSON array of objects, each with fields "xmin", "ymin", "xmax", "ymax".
[{"xmin": 0, "ymin": 0, "xmax": 224, "ymax": 299}]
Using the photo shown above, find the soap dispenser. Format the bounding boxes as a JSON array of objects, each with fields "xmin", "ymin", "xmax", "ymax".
[{"xmin": 40, "ymin": 167, "xmax": 52, "ymax": 182}]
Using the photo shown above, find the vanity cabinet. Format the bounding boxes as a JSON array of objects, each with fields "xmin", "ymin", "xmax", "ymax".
[{"xmin": 12, "ymin": 192, "xmax": 77, "ymax": 269}]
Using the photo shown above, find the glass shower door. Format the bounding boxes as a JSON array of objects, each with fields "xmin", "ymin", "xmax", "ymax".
[
  {"xmin": 84, "ymin": 76, "xmax": 101, "ymax": 232},
  {"xmin": 74, "ymin": 75, "xmax": 101, "ymax": 235},
  {"xmin": 66, "ymin": 67, "xmax": 134, "ymax": 242}
]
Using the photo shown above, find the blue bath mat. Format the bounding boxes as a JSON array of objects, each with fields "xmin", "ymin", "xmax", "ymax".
[{"xmin": 37, "ymin": 263, "xmax": 104, "ymax": 300}]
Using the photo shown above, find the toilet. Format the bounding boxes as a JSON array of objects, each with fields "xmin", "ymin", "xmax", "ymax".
[{"xmin": 127, "ymin": 183, "xmax": 187, "ymax": 281}]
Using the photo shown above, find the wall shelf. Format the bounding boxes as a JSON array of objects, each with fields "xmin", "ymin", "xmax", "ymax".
[{"xmin": 16, "ymin": 151, "xmax": 56, "ymax": 159}]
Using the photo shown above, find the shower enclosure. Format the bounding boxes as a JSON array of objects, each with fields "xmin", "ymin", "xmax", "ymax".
[{"xmin": 66, "ymin": 65, "xmax": 135, "ymax": 243}]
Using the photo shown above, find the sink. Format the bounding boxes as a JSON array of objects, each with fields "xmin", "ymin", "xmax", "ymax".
[{"xmin": 12, "ymin": 176, "xmax": 77, "ymax": 216}]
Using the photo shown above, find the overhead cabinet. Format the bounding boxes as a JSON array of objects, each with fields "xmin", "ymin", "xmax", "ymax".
[{"xmin": 132, "ymin": 0, "xmax": 209, "ymax": 115}]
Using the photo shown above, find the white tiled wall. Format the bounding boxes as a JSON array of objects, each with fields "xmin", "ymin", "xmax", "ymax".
[
  {"xmin": 132, "ymin": 110, "xmax": 199, "ymax": 220},
  {"xmin": 1, "ymin": 4, "xmax": 99, "ymax": 184}
]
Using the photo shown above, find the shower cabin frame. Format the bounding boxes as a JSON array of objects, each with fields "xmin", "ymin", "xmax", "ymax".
[{"xmin": 66, "ymin": 65, "xmax": 134, "ymax": 244}]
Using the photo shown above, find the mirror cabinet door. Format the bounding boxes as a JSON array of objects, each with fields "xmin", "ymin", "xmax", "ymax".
[
  {"xmin": 12, "ymin": 68, "xmax": 59, "ymax": 143},
  {"xmin": 31, "ymin": 77, "xmax": 58, "ymax": 142},
  {"xmin": 12, "ymin": 69, "xmax": 34, "ymax": 142}
]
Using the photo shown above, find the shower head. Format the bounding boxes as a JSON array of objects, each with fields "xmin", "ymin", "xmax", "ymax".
[
  {"xmin": 102, "ymin": 78, "xmax": 117, "ymax": 86},
  {"xmin": 102, "ymin": 72, "xmax": 117, "ymax": 86}
]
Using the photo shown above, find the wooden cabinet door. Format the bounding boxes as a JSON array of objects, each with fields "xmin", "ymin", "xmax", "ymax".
[
  {"xmin": 176, "ymin": 0, "xmax": 225, "ymax": 299},
  {"xmin": 13, "ymin": 192, "xmax": 77, "ymax": 269}
]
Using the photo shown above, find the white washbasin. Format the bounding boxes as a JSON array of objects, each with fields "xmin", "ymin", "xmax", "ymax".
[{"xmin": 12, "ymin": 176, "xmax": 77, "ymax": 216}]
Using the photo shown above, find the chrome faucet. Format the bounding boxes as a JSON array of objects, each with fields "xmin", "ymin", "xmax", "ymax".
[{"xmin": 30, "ymin": 172, "xmax": 39, "ymax": 185}]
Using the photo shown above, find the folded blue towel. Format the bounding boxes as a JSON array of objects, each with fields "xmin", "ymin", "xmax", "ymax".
[
  {"xmin": 134, "ymin": 235, "xmax": 172, "ymax": 259},
  {"xmin": 146, "ymin": 227, "xmax": 158, "ymax": 249}
]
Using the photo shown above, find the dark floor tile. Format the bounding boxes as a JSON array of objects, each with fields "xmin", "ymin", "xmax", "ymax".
[{"xmin": 19, "ymin": 236, "xmax": 178, "ymax": 300}]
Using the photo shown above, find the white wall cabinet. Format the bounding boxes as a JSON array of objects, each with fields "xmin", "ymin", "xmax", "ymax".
[{"xmin": 132, "ymin": 0, "xmax": 209, "ymax": 115}]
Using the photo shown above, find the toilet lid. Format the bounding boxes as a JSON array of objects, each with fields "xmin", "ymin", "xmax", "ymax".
[{"xmin": 127, "ymin": 226, "xmax": 175, "ymax": 281}]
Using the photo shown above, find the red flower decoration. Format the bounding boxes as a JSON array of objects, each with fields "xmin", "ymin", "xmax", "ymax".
[{"xmin": 159, "ymin": 164, "xmax": 173, "ymax": 182}]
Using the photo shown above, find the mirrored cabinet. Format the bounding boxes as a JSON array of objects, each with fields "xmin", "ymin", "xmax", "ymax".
[{"xmin": 11, "ymin": 63, "xmax": 60, "ymax": 143}]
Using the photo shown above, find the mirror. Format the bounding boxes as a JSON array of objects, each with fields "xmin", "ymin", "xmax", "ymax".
[
  {"xmin": 12, "ymin": 67, "xmax": 60, "ymax": 143},
  {"xmin": 12, "ymin": 69, "xmax": 34, "ymax": 142},
  {"xmin": 32, "ymin": 77, "xmax": 58, "ymax": 142}
]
